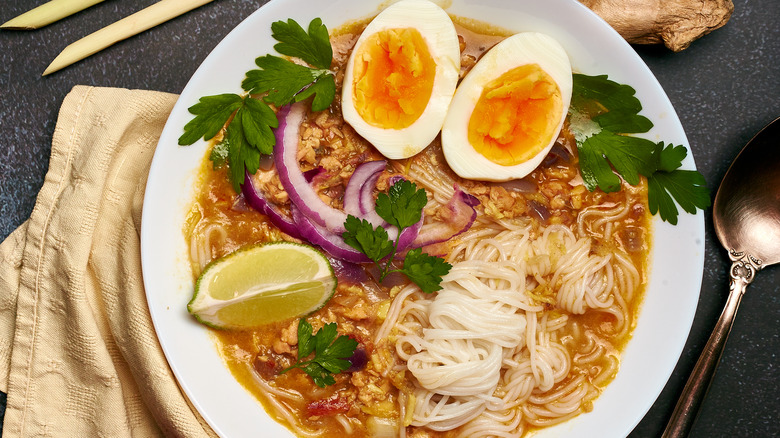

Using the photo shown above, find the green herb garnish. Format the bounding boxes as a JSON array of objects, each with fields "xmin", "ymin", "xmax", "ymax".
[
  {"xmin": 280, "ymin": 319, "xmax": 357, "ymax": 388},
  {"xmin": 646, "ymin": 143, "xmax": 711, "ymax": 224},
  {"xmin": 399, "ymin": 248, "xmax": 453, "ymax": 294},
  {"xmin": 571, "ymin": 73, "xmax": 710, "ymax": 224},
  {"xmin": 178, "ymin": 18, "xmax": 335, "ymax": 192},
  {"xmin": 343, "ymin": 180, "xmax": 452, "ymax": 293}
]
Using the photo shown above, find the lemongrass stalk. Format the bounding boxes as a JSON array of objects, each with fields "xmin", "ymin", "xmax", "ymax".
[
  {"xmin": 1, "ymin": 0, "xmax": 106, "ymax": 30},
  {"xmin": 43, "ymin": 0, "xmax": 216, "ymax": 76}
]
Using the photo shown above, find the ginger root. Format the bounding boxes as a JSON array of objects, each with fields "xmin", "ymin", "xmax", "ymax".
[{"xmin": 580, "ymin": 0, "xmax": 734, "ymax": 51}]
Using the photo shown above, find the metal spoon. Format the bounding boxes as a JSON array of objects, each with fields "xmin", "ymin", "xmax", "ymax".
[{"xmin": 662, "ymin": 117, "xmax": 780, "ymax": 437}]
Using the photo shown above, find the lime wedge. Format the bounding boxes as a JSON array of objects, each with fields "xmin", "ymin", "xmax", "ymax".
[{"xmin": 188, "ymin": 242, "xmax": 337, "ymax": 329}]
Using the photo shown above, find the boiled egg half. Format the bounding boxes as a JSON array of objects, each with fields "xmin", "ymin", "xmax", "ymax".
[
  {"xmin": 341, "ymin": 0, "xmax": 460, "ymax": 159},
  {"xmin": 442, "ymin": 32, "xmax": 572, "ymax": 181}
]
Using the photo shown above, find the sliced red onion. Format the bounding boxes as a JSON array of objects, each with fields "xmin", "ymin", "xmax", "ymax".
[
  {"xmin": 387, "ymin": 175, "xmax": 404, "ymax": 186},
  {"xmin": 543, "ymin": 141, "xmax": 572, "ymax": 166},
  {"xmin": 396, "ymin": 216, "xmax": 422, "ymax": 250},
  {"xmin": 347, "ymin": 346, "xmax": 368, "ymax": 372},
  {"xmin": 291, "ymin": 205, "xmax": 369, "ymax": 264},
  {"xmin": 358, "ymin": 172, "xmax": 382, "ymax": 217},
  {"xmin": 303, "ymin": 166, "xmax": 326, "ymax": 184},
  {"xmin": 346, "ymin": 161, "xmax": 404, "ymax": 240},
  {"xmin": 242, "ymin": 170, "xmax": 302, "ymax": 240},
  {"xmin": 275, "ymin": 103, "xmax": 348, "ymax": 232},
  {"xmin": 528, "ymin": 200, "xmax": 551, "ymax": 223},
  {"xmin": 343, "ymin": 160, "xmax": 386, "ymax": 225},
  {"xmin": 497, "ymin": 178, "xmax": 537, "ymax": 194},
  {"xmin": 328, "ymin": 256, "xmax": 369, "ymax": 284},
  {"xmin": 359, "ymin": 171, "xmax": 388, "ymax": 230},
  {"xmin": 413, "ymin": 186, "xmax": 479, "ymax": 247}
]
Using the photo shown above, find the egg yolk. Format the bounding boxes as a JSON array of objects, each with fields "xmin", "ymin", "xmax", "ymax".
[
  {"xmin": 468, "ymin": 64, "xmax": 562, "ymax": 166},
  {"xmin": 352, "ymin": 28, "xmax": 436, "ymax": 129}
]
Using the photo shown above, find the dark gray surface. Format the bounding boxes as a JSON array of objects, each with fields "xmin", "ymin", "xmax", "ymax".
[{"xmin": 1, "ymin": 0, "xmax": 778, "ymax": 437}]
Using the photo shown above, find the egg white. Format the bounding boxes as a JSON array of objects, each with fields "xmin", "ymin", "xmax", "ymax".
[
  {"xmin": 341, "ymin": 0, "xmax": 461, "ymax": 160},
  {"xmin": 441, "ymin": 32, "xmax": 573, "ymax": 181}
]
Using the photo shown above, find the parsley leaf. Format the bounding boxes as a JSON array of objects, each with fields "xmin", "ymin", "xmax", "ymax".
[
  {"xmin": 302, "ymin": 362, "xmax": 334, "ymax": 387},
  {"xmin": 571, "ymin": 73, "xmax": 710, "ymax": 223},
  {"xmin": 342, "ymin": 216, "xmax": 394, "ymax": 262},
  {"xmin": 343, "ymin": 180, "xmax": 452, "ymax": 293},
  {"xmin": 375, "ymin": 179, "xmax": 428, "ymax": 229},
  {"xmin": 179, "ymin": 18, "xmax": 336, "ymax": 192},
  {"xmin": 294, "ymin": 74, "xmax": 336, "ymax": 112},
  {"xmin": 281, "ymin": 319, "xmax": 358, "ymax": 388},
  {"xmin": 225, "ymin": 115, "xmax": 257, "ymax": 189},
  {"xmin": 594, "ymin": 111, "xmax": 653, "ymax": 134},
  {"xmin": 242, "ymin": 56, "xmax": 334, "ymax": 111},
  {"xmin": 572, "ymin": 74, "xmax": 645, "ymax": 122},
  {"xmin": 577, "ymin": 134, "xmax": 622, "ymax": 193},
  {"xmin": 579, "ymin": 131, "xmax": 656, "ymax": 191},
  {"xmin": 401, "ymin": 248, "xmax": 452, "ymax": 293},
  {"xmin": 271, "ymin": 18, "xmax": 332, "ymax": 70},
  {"xmin": 240, "ymin": 97, "xmax": 278, "ymax": 154},
  {"xmin": 570, "ymin": 71, "xmax": 653, "ymax": 136},
  {"xmin": 297, "ymin": 318, "xmax": 316, "ymax": 359},
  {"xmin": 178, "ymin": 94, "xmax": 243, "ymax": 146},
  {"xmin": 194, "ymin": 97, "xmax": 278, "ymax": 192},
  {"xmin": 654, "ymin": 142, "xmax": 688, "ymax": 172},
  {"xmin": 648, "ymin": 170, "xmax": 710, "ymax": 225}
]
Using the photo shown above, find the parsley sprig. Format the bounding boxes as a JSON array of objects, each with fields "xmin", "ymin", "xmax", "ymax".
[
  {"xmin": 178, "ymin": 18, "xmax": 336, "ymax": 192},
  {"xmin": 571, "ymin": 74, "xmax": 710, "ymax": 224},
  {"xmin": 280, "ymin": 319, "xmax": 357, "ymax": 388},
  {"xmin": 342, "ymin": 180, "xmax": 452, "ymax": 293}
]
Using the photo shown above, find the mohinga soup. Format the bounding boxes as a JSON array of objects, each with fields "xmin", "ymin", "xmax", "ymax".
[{"xmin": 183, "ymin": 1, "xmax": 661, "ymax": 437}]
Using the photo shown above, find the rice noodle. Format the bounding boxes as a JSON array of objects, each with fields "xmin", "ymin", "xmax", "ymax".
[
  {"xmin": 577, "ymin": 201, "xmax": 630, "ymax": 240},
  {"xmin": 247, "ymin": 365, "xmax": 322, "ymax": 438},
  {"xmin": 379, "ymin": 204, "xmax": 641, "ymax": 436},
  {"xmin": 334, "ymin": 415, "xmax": 354, "ymax": 434}
]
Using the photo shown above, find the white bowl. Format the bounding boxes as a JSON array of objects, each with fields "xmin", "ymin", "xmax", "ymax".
[{"xmin": 141, "ymin": 0, "xmax": 705, "ymax": 436}]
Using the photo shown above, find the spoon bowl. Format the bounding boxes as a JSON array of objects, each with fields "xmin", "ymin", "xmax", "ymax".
[
  {"xmin": 663, "ymin": 117, "xmax": 780, "ymax": 437},
  {"xmin": 714, "ymin": 117, "xmax": 780, "ymax": 267}
]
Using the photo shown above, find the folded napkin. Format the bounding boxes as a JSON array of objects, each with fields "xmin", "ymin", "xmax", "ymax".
[{"xmin": 0, "ymin": 86, "xmax": 216, "ymax": 437}]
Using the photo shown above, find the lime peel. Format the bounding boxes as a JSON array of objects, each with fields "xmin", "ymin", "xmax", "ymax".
[{"xmin": 188, "ymin": 242, "xmax": 337, "ymax": 330}]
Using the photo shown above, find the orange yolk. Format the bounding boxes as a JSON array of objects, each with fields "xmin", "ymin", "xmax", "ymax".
[
  {"xmin": 352, "ymin": 28, "xmax": 436, "ymax": 129},
  {"xmin": 468, "ymin": 64, "xmax": 562, "ymax": 166}
]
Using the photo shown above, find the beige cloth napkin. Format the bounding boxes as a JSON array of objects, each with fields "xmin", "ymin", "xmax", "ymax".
[{"xmin": 0, "ymin": 86, "xmax": 217, "ymax": 437}]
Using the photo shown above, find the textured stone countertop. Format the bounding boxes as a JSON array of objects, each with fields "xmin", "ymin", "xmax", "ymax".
[{"xmin": 1, "ymin": 0, "xmax": 779, "ymax": 437}]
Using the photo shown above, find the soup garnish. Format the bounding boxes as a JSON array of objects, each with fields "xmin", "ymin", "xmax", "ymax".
[
  {"xmin": 569, "ymin": 74, "xmax": 710, "ymax": 224},
  {"xmin": 343, "ymin": 179, "xmax": 452, "ymax": 293},
  {"xmin": 179, "ymin": 17, "xmax": 336, "ymax": 191},
  {"xmin": 280, "ymin": 318, "xmax": 359, "ymax": 388}
]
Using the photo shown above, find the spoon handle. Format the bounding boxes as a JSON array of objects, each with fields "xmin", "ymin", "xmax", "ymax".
[{"xmin": 662, "ymin": 250, "xmax": 761, "ymax": 438}]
